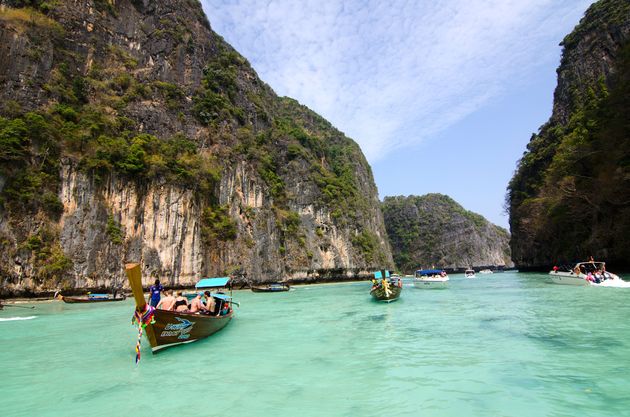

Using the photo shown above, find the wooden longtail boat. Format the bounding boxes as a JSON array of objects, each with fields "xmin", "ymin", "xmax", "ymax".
[
  {"xmin": 56, "ymin": 292, "xmax": 126, "ymax": 303},
  {"xmin": 126, "ymin": 264, "xmax": 233, "ymax": 354},
  {"xmin": 251, "ymin": 283, "xmax": 290, "ymax": 293},
  {"xmin": 370, "ymin": 270, "xmax": 402, "ymax": 302}
]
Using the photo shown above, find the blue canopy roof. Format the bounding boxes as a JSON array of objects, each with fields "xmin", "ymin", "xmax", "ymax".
[
  {"xmin": 195, "ymin": 277, "xmax": 230, "ymax": 289},
  {"xmin": 211, "ymin": 293, "xmax": 231, "ymax": 301},
  {"xmin": 373, "ymin": 270, "xmax": 391, "ymax": 279},
  {"xmin": 416, "ymin": 269, "xmax": 444, "ymax": 275}
]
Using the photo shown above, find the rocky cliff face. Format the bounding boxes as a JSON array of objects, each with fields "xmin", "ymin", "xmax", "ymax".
[
  {"xmin": 0, "ymin": 0, "xmax": 393, "ymax": 296},
  {"xmin": 507, "ymin": 0, "xmax": 630, "ymax": 269},
  {"xmin": 382, "ymin": 194, "xmax": 512, "ymax": 273}
]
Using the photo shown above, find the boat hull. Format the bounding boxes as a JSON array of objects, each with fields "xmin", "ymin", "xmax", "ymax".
[
  {"xmin": 370, "ymin": 285, "xmax": 402, "ymax": 302},
  {"xmin": 548, "ymin": 271, "xmax": 589, "ymax": 286},
  {"xmin": 413, "ymin": 278, "xmax": 448, "ymax": 288},
  {"xmin": 60, "ymin": 295, "xmax": 126, "ymax": 303},
  {"xmin": 147, "ymin": 309, "xmax": 232, "ymax": 352}
]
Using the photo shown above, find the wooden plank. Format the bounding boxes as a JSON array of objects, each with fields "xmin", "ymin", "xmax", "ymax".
[
  {"xmin": 125, "ymin": 263, "xmax": 158, "ymax": 350},
  {"xmin": 125, "ymin": 263, "xmax": 146, "ymax": 309}
]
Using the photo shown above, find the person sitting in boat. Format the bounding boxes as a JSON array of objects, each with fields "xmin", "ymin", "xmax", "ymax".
[
  {"xmin": 219, "ymin": 300, "xmax": 231, "ymax": 316},
  {"xmin": 173, "ymin": 291, "xmax": 189, "ymax": 312},
  {"xmin": 203, "ymin": 291, "xmax": 217, "ymax": 314},
  {"xmin": 440, "ymin": 271, "xmax": 446, "ymax": 277},
  {"xmin": 371, "ymin": 278, "xmax": 379, "ymax": 290},
  {"xmin": 156, "ymin": 290, "xmax": 176, "ymax": 311},
  {"xmin": 189, "ymin": 293, "xmax": 206, "ymax": 313},
  {"xmin": 586, "ymin": 272, "xmax": 595, "ymax": 283}
]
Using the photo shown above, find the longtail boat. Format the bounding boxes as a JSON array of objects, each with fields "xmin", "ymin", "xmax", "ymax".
[
  {"xmin": 126, "ymin": 264, "xmax": 233, "ymax": 355},
  {"xmin": 370, "ymin": 270, "xmax": 402, "ymax": 302},
  {"xmin": 251, "ymin": 283, "xmax": 290, "ymax": 292},
  {"xmin": 56, "ymin": 292, "xmax": 126, "ymax": 303}
]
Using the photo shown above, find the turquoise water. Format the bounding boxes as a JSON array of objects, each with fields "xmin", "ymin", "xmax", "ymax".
[{"xmin": 2, "ymin": 272, "xmax": 630, "ymax": 417}]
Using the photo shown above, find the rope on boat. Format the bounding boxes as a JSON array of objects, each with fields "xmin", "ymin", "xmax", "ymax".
[{"xmin": 131, "ymin": 304, "xmax": 156, "ymax": 364}]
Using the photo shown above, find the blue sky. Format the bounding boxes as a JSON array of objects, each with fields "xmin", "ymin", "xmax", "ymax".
[{"xmin": 200, "ymin": 0, "xmax": 594, "ymax": 229}]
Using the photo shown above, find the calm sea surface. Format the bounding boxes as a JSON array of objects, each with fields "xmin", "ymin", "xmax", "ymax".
[{"xmin": 2, "ymin": 272, "xmax": 630, "ymax": 417}]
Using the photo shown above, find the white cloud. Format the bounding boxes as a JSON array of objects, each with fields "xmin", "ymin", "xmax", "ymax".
[{"xmin": 201, "ymin": 0, "xmax": 593, "ymax": 161}]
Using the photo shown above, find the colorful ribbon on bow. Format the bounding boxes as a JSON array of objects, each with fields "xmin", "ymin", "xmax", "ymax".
[{"xmin": 131, "ymin": 304, "xmax": 156, "ymax": 364}]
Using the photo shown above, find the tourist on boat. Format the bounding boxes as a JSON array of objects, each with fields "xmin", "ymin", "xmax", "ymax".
[
  {"xmin": 203, "ymin": 291, "xmax": 216, "ymax": 314},
  {"xmin": 174, "ymin": 291, "xmax": 189, "ymax": 312},
  {"xmin": 219, "ymin": 300, "xmax": 231, "ymax": 316},
  {"xmin": 189, "ymin": 293, "xmax": 206, "ymax": 313},
  {"xmin": 156, "ymin": 290, "xmax": 176, "ymax": 311},
  {"xmin": 149, "ymin": 279, "xmax": 164, "ymax": 307}
]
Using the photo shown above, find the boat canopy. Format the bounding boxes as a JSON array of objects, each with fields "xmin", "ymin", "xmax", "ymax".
[
  {"xmin": 373, "ymin": 270, "xmax": 391, "ymax": 279},
  {"xmin": 416, "ymin": 269, "xmax": 443, "ymax": 276},
  {"xmin": 195, "ymin": 277, "xmax": 230, "ymax": 289},
  {"xmin": 210, "ymin": 293, "xmax": 231, "ymax": 301},
  {"xmin": 574, "ymin": 261, "xmax": 606, "ymax": 273},
  {"xmin": 576, "ymin": 261, "xmax": 605, "ymax": 267}
]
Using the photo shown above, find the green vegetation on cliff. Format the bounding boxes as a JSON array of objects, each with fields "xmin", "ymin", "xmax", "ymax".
[
  {"xmin": 382, "ymin": 194, "xmax": 511, "ymax": 272},
  {"xmin": 507, "ymin": 0, "xmax": 630, "ymax": 267},
  {"xmin": 0, "ymin": 0, "xmax": 390, "ymax": 291}
]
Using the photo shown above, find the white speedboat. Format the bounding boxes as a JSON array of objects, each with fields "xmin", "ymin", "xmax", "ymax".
[
  {"xmin": 479, "ymin": 269, "xmax": 493, "ymax": 274},
  {"xmin": 413, "ymin": 269, "xmax": 449, "ymax": 288},
  {"xmin": 549, "ymin": 261, "xmax": 630, "ymax": 287},
  {"xmin": 464, "ymin": 269, "xmax": 476, "ymax": 279}
]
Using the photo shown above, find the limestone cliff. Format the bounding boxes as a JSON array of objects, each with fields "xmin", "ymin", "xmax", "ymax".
[
  {"xmin": 0, "ymin": 0, "xmax": 393, "ymax": 296},
  {"xmin": 382, "ymin": 194, "xmax": 512, "ymax": 273},
  {"xmin": 507, "ymin": 0, "xmax": 630, "ymax": 269}
]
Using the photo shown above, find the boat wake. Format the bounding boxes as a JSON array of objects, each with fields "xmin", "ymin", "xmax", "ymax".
[
  {"xmin": 594, "ymin": 280, "xmax": 630, "ymax": 288},
  {"xmin": 0, "ymin": 316, "xmax": 37, "ymax": 322}
]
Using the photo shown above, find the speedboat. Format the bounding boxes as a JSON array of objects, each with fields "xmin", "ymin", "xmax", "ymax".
[
  {"xmin": 464, "ymin": 269, "xmax": 476, "ymax": 279},
  {"xmin": 479, "ymin": 269, "xmax": 493, "ymax": 274},
  {"xmin": 413, "ymin": 269, "xmax": 449, "ymax": 288},
  {"xmin": 549, "ymin": 261, "xmax": 630, "ymax": 287}
]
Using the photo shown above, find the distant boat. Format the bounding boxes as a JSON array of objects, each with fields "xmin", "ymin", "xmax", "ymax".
[
  {"xmin": 370, "ymin": 270, "xmax": 402, "ymax": 302},
  {"xmin": 125, "ymin": 264, "xmax": 234, "ymax": 355},
  {"xmin": 413, "ymin": 269, "xmax": 449, "ymax": 288},
  {"xmin": 479, "ymin": 269, "xmax": 493, "ymax": 275},
  {"xmin": 251, "ymin": 283, "xmax": 290, "ymax": 293},
  {"xmin": 56, "ymin": 291, "xmax": 126, "ymax": 303},
  {"xmin": 549, "ymin": 261, "xmax": 630, "ymax": 287},
  {"xmin": 464, "ymin": 269, "xmax": 476, "ymax": 279}
]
